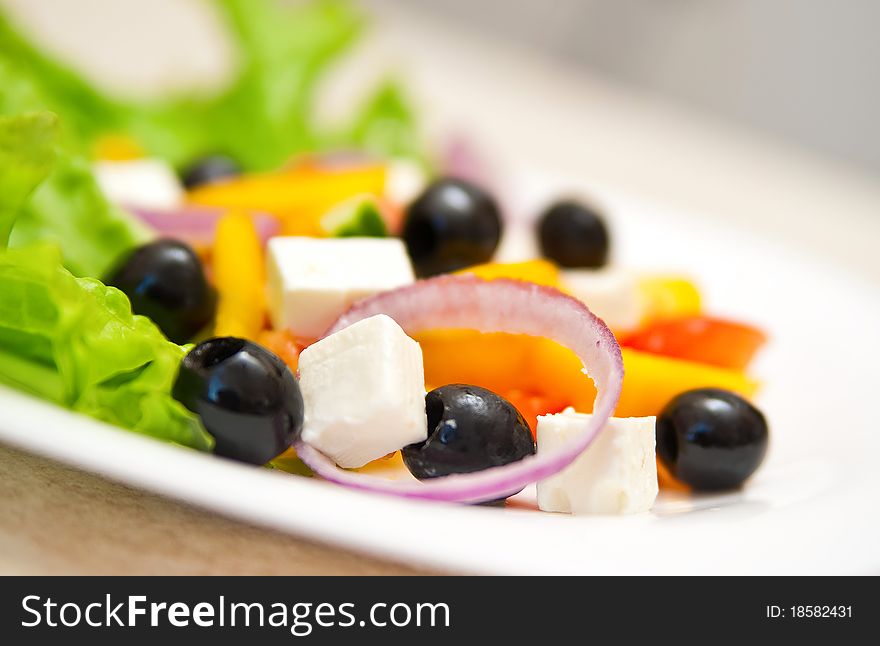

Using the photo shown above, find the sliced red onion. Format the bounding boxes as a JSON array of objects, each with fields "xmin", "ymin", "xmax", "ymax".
[
  {"xmin": 440, "ymin": 133, "xmax": 524, "ymax": 226},
  {"xmin": 294, "ymin": 275, "xmax": 624, "ymax": 503},
  {"xmin": 441, "ymin": 133, "xmax": 492, "ymax": 186},
  {"xmin": 127, "ymin": 205, "xmax": 280, "ymax": 246}
]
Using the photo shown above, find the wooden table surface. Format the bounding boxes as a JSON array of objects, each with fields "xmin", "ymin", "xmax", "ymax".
[
  {"xmin": 1, "ymin": 0, "xmax": 878, "ymax": 575},
  {"xmin": 0, "ymin": 444, "xmax": 438, "ymax": 575}
]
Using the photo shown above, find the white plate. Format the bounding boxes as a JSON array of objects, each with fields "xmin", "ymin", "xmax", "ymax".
[{"xmin": 2, "ymin": 170, "xmax": 879, "ymax": 575}]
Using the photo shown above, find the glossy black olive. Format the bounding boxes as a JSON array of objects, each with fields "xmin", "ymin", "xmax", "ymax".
[
  {"xmin": 538, "ymin": 200, "xmax": 610, "ymax": 268},
  {"xmin": 173, "ymin": 337, "xmax": 304, "ymax": 465},
  {"xmin": 181, "ymin": 154, "xmax": 241, "ymax": 189},
  {"xmin": 402, "ymin": 178, "xmax": 502, "ymax": 277},
  {"xmin": 656, "ymin": 388, "xmax": 768, "ymax": 491},
  {"xmin": 402, "ymin": 384, "xmax": 535, "ymax": 482},
  {"xmin": 107, "ymin": 239, "xmax": 216, "ymax": 343}
]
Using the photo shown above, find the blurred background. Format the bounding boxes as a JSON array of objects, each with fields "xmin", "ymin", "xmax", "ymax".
[
  {"xmin": 381, "ymin": 0, "xmax": 880, "ymax": 178},
  {"xmin": 4, "ymin": 0, "xmax": 878, "ymax": 174},
  {"xmin": 1, "ymin": 0, "xmax": 879, "ymax": 277}
]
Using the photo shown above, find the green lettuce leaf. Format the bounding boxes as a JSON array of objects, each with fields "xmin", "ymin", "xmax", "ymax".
[
  {"xmin": 320, "ymin": 195, "xmax": 388, "ymax": 237},
  {"xmin": 0, "ymin": 112, "xmax": 57, "ymax": 248},
  {"xmin": 0, "ymin": 244, "xmax": 211, "ymax": 450},
  {"xmin": 0, "ymin": 114, "xmax": 206, "ymax": 448},
  {"xmin": 332, "ymin": 81, "xmax": 422, "ymax": 161},
  {"xmin": 0, "ymin": 0, "xmax": 423, "ymax": 172},
  {"xmin": 126, "ymin": 0, "xmax": 424, "ymax": 170},
  {"xmin": 9, "ymin": 146, "xmax": 152, "ymax": 278},
  {"xmin": 0, "ymin": 111, "xmax": 150, "ymax": 278}
]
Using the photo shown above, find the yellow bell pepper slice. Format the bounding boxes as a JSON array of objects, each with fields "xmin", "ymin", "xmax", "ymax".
[
  {"xmin": 187, "ymin": 163, "xmax": 386, "ymax": 237},
  {"xmin": 616, "ymin": 348, "xmax": 757, "ymax": 416},
  {"xmin": 455, "ymin": 259, "xmax": 561, "ymax": 287},
  {"xmin": 638, "ymin": 275, "xmax": 702, "ymax": 323},
  {"xmin": 355, "ymin": 451, "xmax": 410, "ymax": 477},
  {"xmin": 93, "ymin": 134, "xmax": 144, "ymax": 161},
  {"xmin": 213, "ymin": 212, "xmax": 265, "ymax": 339}
]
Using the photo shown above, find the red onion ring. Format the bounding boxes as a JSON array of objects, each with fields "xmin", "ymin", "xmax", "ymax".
[{"xmin": 294, "ymin": 275, "xmax": 623, "ymax": 503}]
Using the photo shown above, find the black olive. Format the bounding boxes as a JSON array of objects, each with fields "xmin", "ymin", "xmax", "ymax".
[
  {"xmin": 402, "ymin": 384, "xmax": 535, "ymax": 484},
  {"xmin": 538, "ymin": 200, "xmax": 610, "ymax": 268},
  {"xmin": 107, "ymin": 239, "xmax": 216, "ymax": 343},
  {"xmin": 173, "ymin": 337, "xmax": 304, "ymax": 465},
  {"xmin": 181, "ymin": 154, "xmax": 241, "ymax": 189},
  {"xmin": 656, "ymin": 388, "xmax": 769, "ymax": 491},
  {"xmin": 402, "ymin": 178, "xmax": 502, "ymax": 277}
]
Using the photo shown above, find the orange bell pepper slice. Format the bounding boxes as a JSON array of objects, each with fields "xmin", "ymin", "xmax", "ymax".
[
  {"xmin": 417, "ymin": 263, "xmax": 752, "ymax": 418},
  {"xmin": 420, "ymin": 333, "xmax": 758, "ymax": 419},
  {"xmin": 528, "ymin": 340, "xmax": 758, "ymax": 417},
  {"xmin": 503, "ymin": 389, "xmax": 570, "ymax": 439},
  {"xmin": 187, "ymin": 163, "xmax": 387, "ymax": 237},
  {"xmin": 257, "ymin": 329, "xmax": 301, "ymax": 372},
  {"xmin": 415, "ymin": 259, "xmax": 563, "ymax": 397}
]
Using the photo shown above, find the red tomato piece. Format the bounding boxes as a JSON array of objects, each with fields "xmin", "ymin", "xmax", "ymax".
[{"xmin": 620, "ymin": 316, "xmax": 766, "ymax": 371}]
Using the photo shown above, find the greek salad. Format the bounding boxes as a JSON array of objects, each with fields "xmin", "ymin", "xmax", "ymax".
[{"xmin": 0, "ymin": 0, "xmax": 768, "ymax": 514}]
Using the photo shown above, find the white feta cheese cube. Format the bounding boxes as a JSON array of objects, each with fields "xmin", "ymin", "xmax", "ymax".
[
  {"xmin": 537, "ymin": 409, "xmax": 658, "ymax": 515},
  {"xmin": 94, "ymin": 158, "xmax": 184, "ymax": 210},
  {"xmin": 561, "ymin": 268, "xmax": 643, "ymax": 333},
  {"xmin": 266, "ymin": 237, "xmax": 415, "ymax": 338},
  {"xmin": 298, "ymin": 314, "xmax": 427, "ymax": 468}
]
